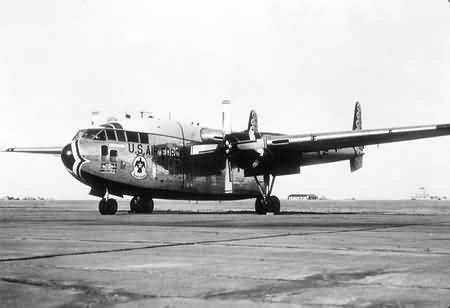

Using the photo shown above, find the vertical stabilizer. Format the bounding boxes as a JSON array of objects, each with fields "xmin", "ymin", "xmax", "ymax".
[
  {"xmin": 350, "ymin": 102, "xmax": 364, "ymax": 172},
  {"xmin": 247, "ymin": 110, "xmax": 259, "ymax": 140},
  {"xmin": 352, "ymin": 102, "xmax": 362, "ymax": 130}
]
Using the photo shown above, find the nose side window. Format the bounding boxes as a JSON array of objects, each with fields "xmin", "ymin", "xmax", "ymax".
[
  {"xmin": 101, "ymin": 145, "xmax": 108, "ymax": 162},
  {"xmin": 110, "ymin": 149, "xmax": 118, "ymax": 162}
]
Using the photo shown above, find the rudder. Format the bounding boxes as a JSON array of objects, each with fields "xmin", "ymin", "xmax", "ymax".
[
  {"xmin": 247, "ymin": 110, "xmax": 259, "ymax": 140},
  {"xmin": 350, "ymin": 102, "xmax": 364, "ymax": 172},
  {"xmin": 352, "ymin": 101, "xmax": 362, "ymax": 130}
]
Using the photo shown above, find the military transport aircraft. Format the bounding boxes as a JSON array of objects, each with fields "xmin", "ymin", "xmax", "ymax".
[{"xmin": 4, "ymin": 101, "xmax": 450, "ymax": 215}]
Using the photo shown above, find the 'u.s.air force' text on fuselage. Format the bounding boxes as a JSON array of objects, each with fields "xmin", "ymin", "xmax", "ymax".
[{"xmin": 127, "ymin": 143, "xmax": 181, "ymax": 158}]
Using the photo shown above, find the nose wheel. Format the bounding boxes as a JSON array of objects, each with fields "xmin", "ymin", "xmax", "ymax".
[
  {"xmin": 98, "ymin": 198, "xmax": 118, "ymax": 215},
  {"xmin": 129, "ymin": 196, "xmax": 154, "ymax": 214},
  {"xmin": 254, "ymin": 174, "xmax": 281, "ymax": 215}
]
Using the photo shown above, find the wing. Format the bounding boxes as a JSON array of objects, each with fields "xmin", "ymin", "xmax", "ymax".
[
  {"xmin": 4, "ymin": 146, "xmax": 62, "ymax": 155},
  {"xmin": 262, "ymin": 123, "xmax": 450, "ymax": 153}
]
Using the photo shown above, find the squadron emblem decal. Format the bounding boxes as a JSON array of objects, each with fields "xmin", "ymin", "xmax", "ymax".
[{"xmin": 131, "ymin": 155, "xmax": 148, "ymax": 179}]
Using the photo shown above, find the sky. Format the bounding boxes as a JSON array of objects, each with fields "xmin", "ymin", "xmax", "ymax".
[{"xmin": 0, "ymin": 0, "xmax": 449, "ymax": 200}]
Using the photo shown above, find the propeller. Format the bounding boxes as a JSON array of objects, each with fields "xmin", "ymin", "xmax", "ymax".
[
  {"xmin": 91, "ymin": 111, "xmax": 100, "ymax": 126},
  {"xmin": 189, "ymin": 101, "xmax": 270, "ymax": 192},
  {"xmin": 222, "ymin": 100, "xmax": 233, "ymax": 193}
]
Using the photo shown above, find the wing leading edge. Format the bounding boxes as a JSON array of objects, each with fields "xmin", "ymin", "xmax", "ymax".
[
  {"xmin": 4, "ymin": 147, "xmax": 62, "ymax": 155},
  {"xmin": 264, "ymin": 123, "xmax": 450, "ymax": 153}
]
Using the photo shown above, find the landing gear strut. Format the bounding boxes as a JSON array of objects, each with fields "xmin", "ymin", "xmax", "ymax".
[
  {"xmin": 129, "ymin": 196, "xmax": 154, "ymax": 214},
  {"xmin": 98, "ymin": 198, "xmax": 118, "ymax": 215},
  {"xmin": 254, "ymin": 174, "xmax": 281, "ymax": 215}
]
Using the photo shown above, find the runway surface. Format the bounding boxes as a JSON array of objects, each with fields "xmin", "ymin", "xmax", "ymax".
[{"xmin": 0, "ymin": 200, "xmax": 449, "ymax": 307}]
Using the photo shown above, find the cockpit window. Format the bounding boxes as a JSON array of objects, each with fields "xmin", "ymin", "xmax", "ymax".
[
  {"xmin": 105, "ymin": 129, "xmax": 116, "ymax": 141},
  {"xmin": 139, "ymin": 132, "xmax": 149, "ymax": 144},
  {"xmin": 126, "ymin": 131, "xmax": 139, "ymax": 143},
  {"xmin": 95, "ymin": 130, "xmax": 106, "ymax": 141},
  {"xmin": 73, "ymin": 129, "xmax": 104, "ymax": 140},
  {"xmin": 116, "ymin": 130, "xmax": 126, "ymax": 142}
]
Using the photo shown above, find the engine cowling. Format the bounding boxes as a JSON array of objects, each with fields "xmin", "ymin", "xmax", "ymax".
[{"xmin": 200, "ymin": 128, "xmax": 224, "ymax": 143}]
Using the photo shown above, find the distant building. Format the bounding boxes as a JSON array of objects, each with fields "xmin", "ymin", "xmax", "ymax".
[
  {"xmin": 411, "ymin": 187, "xmax": 446, "ymax": 200},
  {"xmin": 412, "ymin": 187, "xmax": 430, "ymax": 200},
  {"xmin": 288, "ymin": 194, "xmax": 318, "ymax": 200},
  {"xmin": 0, "ymin": 196, "xmax": 20, "ymax": 200}
]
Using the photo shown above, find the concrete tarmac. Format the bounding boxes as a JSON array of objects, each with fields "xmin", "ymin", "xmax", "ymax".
[{"xmin": 0, "ymin": 200, "xmax": 449, "ymax": 307}]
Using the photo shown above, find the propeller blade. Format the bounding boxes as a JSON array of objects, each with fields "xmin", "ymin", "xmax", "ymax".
[
  {"xmin": 221, "ymin": 100, "xmax": 233, "ymax": 193},
  {"xmin": 224, "ymin": 157, "xmax": 232, "ymax": 193},
  {"xmin": 91, "ymin": 111, "xmax": 100, "ymax": 126},
  {"xmin": 222, "ymin": 100, "xmax": 232, "ymax": 135}
]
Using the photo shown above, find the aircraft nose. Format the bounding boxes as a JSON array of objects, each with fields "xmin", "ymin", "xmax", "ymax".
[{"xmin": 61, "ymin": 143, "xmax": 75, "ymax": 171}]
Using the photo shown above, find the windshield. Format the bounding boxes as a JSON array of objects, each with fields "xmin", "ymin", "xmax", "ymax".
[{"xmin": 73, "ymin": 129, "xmax": 104, "ymax": 140}]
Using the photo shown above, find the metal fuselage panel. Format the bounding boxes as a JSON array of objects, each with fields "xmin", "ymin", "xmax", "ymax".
[{"xmin": 75, "ymin": 119, "xmax": 259, "ymax": 200}]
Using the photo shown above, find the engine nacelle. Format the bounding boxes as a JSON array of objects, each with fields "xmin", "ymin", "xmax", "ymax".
[{"xmin": 200, "ymin": 128, "xmax": 224, "ymax": 143}]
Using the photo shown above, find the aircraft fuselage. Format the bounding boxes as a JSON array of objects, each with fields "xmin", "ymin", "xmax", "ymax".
[{"xmin": 61, "ymin": 118, "xmax": 263, "ymax": 200}]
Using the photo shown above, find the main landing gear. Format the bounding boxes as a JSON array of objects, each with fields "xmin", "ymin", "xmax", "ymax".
[
  {"xmin": 254, "ymin": 174, "xmax": 281, "ymax": 215},
  {"xmin": 129, "ymin": 196, "xmax": 154, "ymax": 214},
  {"xmin": 98, "ymin": 198, "xmax": 118, "ymax": 215}
]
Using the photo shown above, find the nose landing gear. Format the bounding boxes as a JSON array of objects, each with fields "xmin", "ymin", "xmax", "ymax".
[
  {"xmin": 254, "ymin": 174, "xmax": 281, "ymax": 215},
  {"xmin": 129, "ymin": 196, "xmax": 154, "ymax": 214},
  {"xmin": 98, "ymin": 198, "xmax": 118, "ymax": 215}
]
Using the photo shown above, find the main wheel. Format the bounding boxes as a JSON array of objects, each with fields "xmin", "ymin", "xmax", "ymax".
[
  {"xmin": 139, "ymin": 197, "xmax": 154, "ymax": 213},
  {"xmin": 106, "ymin": 198, "xmax": 118, "ymax": 215},
  {"xmin": 130, "ymin": 196, "xmax": 154, "ymax": 214},
  {"xmin": 98, "ymin": 198, "xmax": 107, "ymax": 215},
  {"xmin": 255, "ymin": 196, "xmax": 267, "ymax": 215},
  {"xmin": 268, "ymin": 195, "xmax": 281, "ymax": 215},
  {"xmin": 99, "ymin": 198, "xmax": 117, "ymax": 215},
  {"xmin": 130, "ymin": 196, "xmax": 140, "ymax": 213}
]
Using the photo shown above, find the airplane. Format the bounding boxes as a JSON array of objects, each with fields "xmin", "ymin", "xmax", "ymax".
[{"xmin": 4, "ymin": 100, "xmax": 450, "ymax": 215}]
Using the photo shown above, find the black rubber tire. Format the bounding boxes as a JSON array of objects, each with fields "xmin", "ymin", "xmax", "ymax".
[
  {"xmin": 255, "ymin": 197, "xmax": 267, "ymax": 215},
  {"xmin": 106, "ymin": 198, "xmax": 118, "ymax": 215},
  {"xmin": 141, "ymin": 197, "xmax": 154, "ymax": 213},
  {"xmin": 130, "ymin": 196, "xmax": 154, "ymax": 214},
  {"xmin": 98, "ymin": 198, "xmax": 107, "ymax": 215},
  {"xmin": 130, "ymin": 196, "xmax": 140, "ymax": 213},
  {"xmin": 268, "ymin": 196, "xmax": 281, "ymax": 215}
]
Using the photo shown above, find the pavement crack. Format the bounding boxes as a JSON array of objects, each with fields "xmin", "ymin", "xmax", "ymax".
[
  {"xmin": 0, "ymin": 225, "xmax": 420, "ymax": 263},
  {"xmin": 204, "ymin": 243, "xmax": 450, "ymax": 256},
  {"xmin": 348, "ymin": 281, "xmax": 450, "ymax": 291}
]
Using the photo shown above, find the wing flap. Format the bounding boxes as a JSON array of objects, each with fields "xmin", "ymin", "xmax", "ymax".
[{"xmin": 265, "ymin": 124, "xmax": 450, "ymax": 152}]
